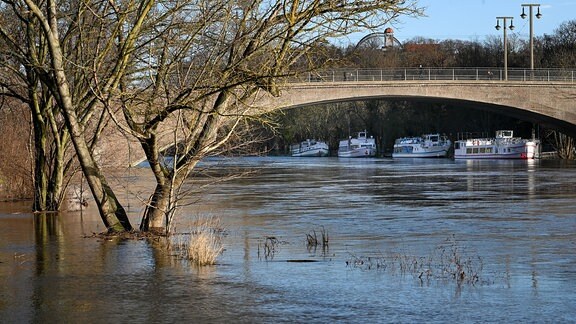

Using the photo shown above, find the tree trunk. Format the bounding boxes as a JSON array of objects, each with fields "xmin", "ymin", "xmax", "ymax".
[
  {"xmin": 47, "ymin": 134, "xmax": 67, "ymax": 211},
  {"xmin": 140, "ymin": 183, "xmax": 172, "ymax": 234},
  {"xmin": 30, "ymin": 1, "xmax": 133, "ymax": 232},
  {"xmin": 28, "ymin": 74, "xmax": 49, "ymax": 211},
  {"xmin": 29, "ymin": 83, "xmax": 68, "ymax": 212},
  {"xmin": 63, "ymin": 107, "xmax": 132, "ymax": 232},
  {"xmin": 31, "ymin": 108, "xmax": 49, "ymax": 211}
]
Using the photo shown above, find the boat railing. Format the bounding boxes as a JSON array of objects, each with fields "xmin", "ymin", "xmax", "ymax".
[
  {"xmin": 395, "ymin": 137, "xmax": 422, "ymax": 145},
  {"xmin": 427, "ymin": 141, "xmax": 448, "ymax": 147},
  {"xmin": 496, "ymin": 137, "xmax": 527, "ymax": 144},
  {"xmin": 457, "ymin": 132, "xmax": 491, "ymax": 141}
]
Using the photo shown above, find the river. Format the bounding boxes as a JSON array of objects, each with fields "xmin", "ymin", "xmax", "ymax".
[{"xmin": 1, "ymin": 157, "xmax": 575, "ymax": 323}]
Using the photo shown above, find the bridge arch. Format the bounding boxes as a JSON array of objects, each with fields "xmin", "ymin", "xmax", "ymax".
[{"xmin": 260, "ymin": 80, "xmax": 576, "ymax": 137}]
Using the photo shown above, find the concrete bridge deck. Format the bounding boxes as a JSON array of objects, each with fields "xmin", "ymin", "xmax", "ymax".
[{"xmin": 262, "ymin": 67, "xmax": 576, "ymax": 131}]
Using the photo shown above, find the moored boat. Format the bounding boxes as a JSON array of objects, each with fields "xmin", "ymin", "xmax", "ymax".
[
  {"xmin": 338, "ymin": 130, "xmax": 377, "ymax": 158},
  {"xmin": 454, "ymin": 130, "xmax": 540, "ymax": 159},
  {"xmin": 392, "ymin": 133, "xmax": 451, "ymax": 158},
  {"xmin": 291, "ymin": 139, "xmax": 329, "ymax": 157}
]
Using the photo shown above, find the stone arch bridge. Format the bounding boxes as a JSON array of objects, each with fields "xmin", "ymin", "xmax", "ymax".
[
  {"xmin": 104, "ymin": 67, "xmax": 576, "ymax": 167},
  {"xmin": 260, "ymin": 67, "xmax": 576, "ymax": 131}
]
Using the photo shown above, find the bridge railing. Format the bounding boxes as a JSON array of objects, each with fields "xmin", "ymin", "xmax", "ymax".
[{"xmin": 297, "ymin": 67, "xmax": 576, "ymax": 83}]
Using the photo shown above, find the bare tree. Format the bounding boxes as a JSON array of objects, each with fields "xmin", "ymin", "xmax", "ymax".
[
  {"xmin": 546, "ymin": 131, "xmax": 575, "ymax": 160},
  {"xmin": 0, "ymin": 0, "xmax": 160, "ymax": 231},
  {"xmin": 1, "ymin": 0, "xmax": 421, "ymax": 234},
  {"xmin": 109, "ymin": 0, "xmax": 423, "ymax": 233},
  {"xmin": 0, "ymin": 4, "xmax": 76, "ymax": 211},
  {"xmin": 538, "ymin": 20, "xmax": 576, "ymax": 68}
]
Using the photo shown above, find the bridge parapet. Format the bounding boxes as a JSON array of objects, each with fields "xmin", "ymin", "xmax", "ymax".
[{"xmin": 296, "ymin": 67, "xmax": 576, "ymax": 83}]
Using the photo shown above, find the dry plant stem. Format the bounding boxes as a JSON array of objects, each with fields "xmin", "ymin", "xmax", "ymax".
[
  {"xmin": 169, "ymin": 216, "xmax": 224, "ymax": 266},
  {"xmin": 346, "ymin": 236, "xmax": 484, "ymax": 286}
]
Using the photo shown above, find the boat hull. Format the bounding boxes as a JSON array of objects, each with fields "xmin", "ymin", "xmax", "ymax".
[
  {"xmin": 292, "ymin": 148, "xmax": 329, "ymax": 157},
  {"xmin": 392, "ymin": 145, "xmax": 450, "ymax": 158},
  {"xmin": 454, "ymin": 139, "xmax": 539, "ymax": 160},
  {"xmin": 392, "ymin": 134, "xmax": 452, "ymax": 158},
  {"xmin": 337, "ymin": 130, "xmax": 377, "ymax": 158},
  {"xmin": 454, "ymin": 151, "xmax": 535, "ymax": 159},
  {"xmin": 337, "ymin": 148, "xmax": 376, "ymax": 158},
  {"xmin": 392, "ymin": 149, "xmax": 449, "ymax": 158},
  {"xmin": 291, "ymin": 140, "xmax": 329, "ymax": 157}
]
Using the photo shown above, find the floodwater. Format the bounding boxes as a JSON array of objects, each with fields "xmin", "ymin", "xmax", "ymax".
[{"xmin": 1, "ymin": 157, "xmax": 576, "ymax": 323}]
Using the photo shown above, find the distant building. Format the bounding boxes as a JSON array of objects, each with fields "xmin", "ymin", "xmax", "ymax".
[{"xmin": 355, "ymin": 27, "xmax": 403, "ymax": 51}]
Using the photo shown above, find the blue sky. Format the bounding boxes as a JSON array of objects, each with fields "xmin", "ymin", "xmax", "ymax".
[{"xmin": 345, "ymin": 1, "xmax": 576, "ymax": 44}]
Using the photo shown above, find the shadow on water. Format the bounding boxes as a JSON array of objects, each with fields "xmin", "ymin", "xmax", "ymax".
[{"xmin": 2, "ymin": 210, "xmax": 262, "ymax": 323}]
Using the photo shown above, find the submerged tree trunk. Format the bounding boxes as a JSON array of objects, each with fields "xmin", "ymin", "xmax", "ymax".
[
  {"xmin": 140, "ymin": 183, "xmax": 172, "ymax": 233},
  {"xmin": 64, "ymin": 109, "xmax": 131, "ymax": 231},
  {"xmin": 552, "ymin": 131, "xmax": 575, "ymax": 160},
  {"xmin": 24, "ymin": 0, "xmax": 133, "ymax": 232},
  {"xmin": 138, "ymin": 135, "xmax": 202, "ymax": 234},
  {"xmin": 28, "ymin": 74, "xmax": 71, "ymax": 212},
  {"xmin": 31, "ymin": 101, "xmax": 49, "ymax": 211}
]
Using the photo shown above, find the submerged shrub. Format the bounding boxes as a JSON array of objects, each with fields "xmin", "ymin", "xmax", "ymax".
[
  {"xmin": 306, "ymin": 226, "xmax": 329, "ymax": 250},
  {"xmin": 170, "ymin": 216, "xmax": 224, "ymax": 266},
  {"xmin": 346, "ymin": 236, "xmax": 484, "ymax": 286},
  {"xmin": 187, "ymin": 230, "xmax": 224, "ymax": 266},
  {"xmin": 258, "ymin": 236, "xmax": 279, "ymax": 260}
]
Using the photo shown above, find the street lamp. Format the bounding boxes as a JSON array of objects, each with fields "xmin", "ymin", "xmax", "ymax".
[
  {"xmin": 495, "ymin": 16, "xmax": 515, "ymax": 81},
  {"xmin": 521, "ymin": 4, "xmax": 542, "ymax": 79}
]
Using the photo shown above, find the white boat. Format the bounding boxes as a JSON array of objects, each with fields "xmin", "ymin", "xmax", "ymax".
[
  {"xmin": 454, "ymin": 130, "xmax": 540, "ymax": 159},
  {"xmin": 291, "ymin": 139, "xmax": 329, "ymax": 157},
  {"xmin": 338, "ymin": 130, "xmax": 377, "ymax": 158},
  {"xmin": 392, "ymin": 134, "xmax": 451, "ymax": 158}
]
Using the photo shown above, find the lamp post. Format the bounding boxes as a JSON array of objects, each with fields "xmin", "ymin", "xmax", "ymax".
[
  {"xmin": 495, "ymin": 16, "xmax": 515, "ymax": 81},
  {"xmin": 521, "ymin": 4, "xmax": 542, "ymax": 79}
]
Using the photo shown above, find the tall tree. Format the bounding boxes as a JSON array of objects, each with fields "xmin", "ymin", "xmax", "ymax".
[
  {"xmin": 108, "ymin": 0, "xmax": 423, "ymax": 233},
  {"xmin": 0, "ymin": 0, "xmax": 159, "ymax": 232},
  {"xmin": 1, "ymin": 0, "xmax": 422, "ymax": 233},
  {"xmin": 0, "ymin": 4, "xmax": 74, "ymax": 211},
  {"xmin": 538, "ymin": 20, "xmax": 576, "ymax": 68}
]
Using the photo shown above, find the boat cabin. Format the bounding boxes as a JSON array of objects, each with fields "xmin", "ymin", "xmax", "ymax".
[{"xmin": 496, "ymin": 130, "xmax": 514, "ymax": 139}]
